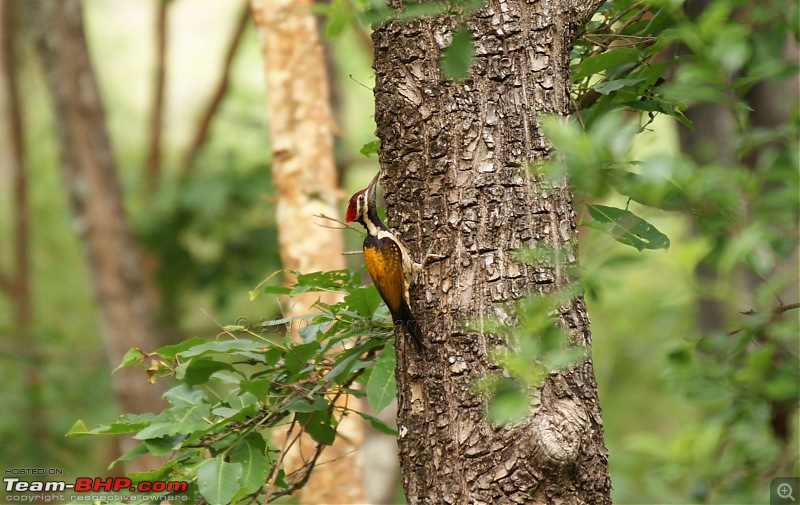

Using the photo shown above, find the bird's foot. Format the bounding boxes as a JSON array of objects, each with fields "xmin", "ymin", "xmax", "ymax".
[{"xmin": 413, "ymin": 241, "xmax": 445, "ymax": 273}]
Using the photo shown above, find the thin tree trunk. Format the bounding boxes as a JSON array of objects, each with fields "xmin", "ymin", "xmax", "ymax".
[
  {"xmin": 1, "ymin": 0, "xmax": 31, "ymax": 331},
  {"xmin": 740, "ymin": 44, "xmax": 799, "ymax": 443},
  {"xmin": 0, "ymin": 0, "xmax": 43, "ymax": 448},
  {"xmin": 24, "ymin": 0, "xmax": 165, "ymax": 472},
  {"xmin": 678, "ymin": 100, "xmax": 734, "ymax": 333},
  {"xmin": 675, "ymin": 0, "xmax": 736, "ymax": 334},
  {"xmin": 372, "ymin": 1, "xmax": 611, "ymax": 502},
  {"xmin": 250, "ymin": 1, "xmax": 364, "ymax": 502},
  {"xmin": 145, "ymin": 0, "xmax": 168, "ymax": 190}
]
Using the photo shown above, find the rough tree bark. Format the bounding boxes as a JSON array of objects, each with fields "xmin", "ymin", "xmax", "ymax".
[
  {"xmin": 24, "ymin": 0, "xmax": 165, "ymax": 472},
  {"xmin": 372, "ymin": 1, "xmax": 611, "ymax": 503},
  {"xmin": 250, "ymin": 1, "xmax": 364, "ymax": 502}
]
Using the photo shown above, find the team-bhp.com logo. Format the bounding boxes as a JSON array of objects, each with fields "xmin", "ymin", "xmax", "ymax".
[{"xmin": 5, "ymin": 476, "xmax": 188, "ymax": 499}]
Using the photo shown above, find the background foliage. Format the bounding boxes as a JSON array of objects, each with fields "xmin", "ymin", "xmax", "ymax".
[{"xmin": 0, "ymin": 0, "xmax": 796, "ymax": 503}]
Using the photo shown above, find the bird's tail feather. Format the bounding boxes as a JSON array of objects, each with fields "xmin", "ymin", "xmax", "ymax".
[{"xmin": 397, "ymin": 304, "xmax": 424, "ymax": 349}]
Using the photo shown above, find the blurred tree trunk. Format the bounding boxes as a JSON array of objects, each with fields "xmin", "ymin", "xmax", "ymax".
[
  {"xmin": 747, "ymin": 69, "xmax": 800, "ymax": 442},
  {"xmin": 24, "ymin": 0, "xmax": 165, "ymax": 472},
  {"xmin": 676, "ymin": 0, "xmax": 737, "ymax": 334},
  {"xmin": 0, "ymin": 0, "xmax": 44, "ymax": 448},
  {"xmin": 372, "ymin": 1, "xmax": 611, "ymax": 502},
  {"xmin": 145, "ymin": 0, "xmax": 168, "ymax": 190},
  {"xmin": 676, "ymin": 0, "xmax": 799, "ymax": 442},
  {"xmin": 250, "ymin": 1, "xmax": 364, "ymax": 502}
]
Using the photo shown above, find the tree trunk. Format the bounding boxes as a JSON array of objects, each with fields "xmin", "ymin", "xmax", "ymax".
[
  {"xmin": 145, "ymin": 0, "xmax": 168, "ymax": 190},
  {"xmin": 675, "ymin": 0, "xmax": 737, "ymax": 335},
  {"xmin": 0, "ymin": 0, "xmax": 44, "ymax": 448},
  {"xmin": 24, "ymin": 0, "xmax": 165, "ymax": 472},
  {"xmin": 372, "ymin": 1, "xmax": 611, "ymax": 503},
  {"xmin": 250, "ymin": 1, "xmax": 365, "ymax": 502}
]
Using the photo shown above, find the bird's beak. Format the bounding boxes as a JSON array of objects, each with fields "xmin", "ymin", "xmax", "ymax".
[{"xmin": 367, "ymin": 172, "xmax": 380, "ymax": 194}]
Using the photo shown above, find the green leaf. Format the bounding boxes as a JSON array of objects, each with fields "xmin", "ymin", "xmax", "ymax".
[
  {"xmin": 282, "ymin": 396, "xmax": 329, "ymax": 413},
  {"xmin": 296, "ymin": 411, "xmax": 336, "ymax": 445},
  {"xmin": 197, "ymin": 457, "xmax": 243, "ymax": 505},
  {"xmin": 113, "ymin": 348, "xmax": 144, "ymax": 373},
  {"xmin": 178, "ymin": 339, "xmax": 267, "ymax": 358},
  {"xmin": 109, "ymin": 443, "xmax": 149, "ymax": 469},
  {"xmin": 295, "ymin": 269, "xmax": 360, "ymax": 292},
  {"xmin": 155, "ymin": 337, "xmax": 207, "ymax": 360},
  {"xmin": 353, "ymin": 410, "xmax": 398, "ymax": 436},
  {"xmin": 572, "ymin": 47, "xmax": 640, "ymax": 81},
  {"xmin": 212, "ymin": 393, "xmax": 259, "ymax": 420},
  {"xmin": 298, "ymin": 318, "xmax": 326, "ymax": 342},
  {"xmin": 359, "ymin": 139, "xmax": 380, "ymax": 157},
  {"xmin": 367, "ymin": 346, "xmax": 396, "ymax": 413},
  {"xmin": 134, "ymin": 405, "xmax": 211, "ymax": 440},
  {"xmin": 585, "ymin": 204, "xmax": 670, "ymax": 251},
  {"xmin": 322, "ymin": 0, "xmax": 353, "ymax": 39},
  {"xmin": 126, "ymin": 460, "xmax": 178, "ymax": 484},
  {"xmin": 254, "ymin": 313, "xmax": 305, "ymax": 330},
  {"xmin": 230, "ymin": 434, "xmax": 269, "ymax": 494},
  {"xmin": 66, "ymin": 414, "xmax": 154, "ymax": 437},
  {"xmin": 345, "ymin": 285, "xmax": 382, "ymax": 318},
  {"xmin": 179, "ymin": 359, "xmax": 235, "ymax": 386},
  {"xmin": 593, "ymin": 77, "xmax": 646, "ymax": 95},
  {"xmin": 441, "ymin": 26, "xmax": 474, "ymax": 81},
  {"xmin": 488, "ymin": 379, "xmax": 529, "ymax": 426},
  {"xmin": 258, "ymin": 285, "xmax": 292, "ymax": 296},
  {"xmin": 106, "ymin": 414, "xmax": 155, "ymax": 434},
  {"xmin": 603, "ymin": 168, "xmax": 693, "ymax": 212},
  {"xmin": 284, "ymin": 341, "xmax": 320, "ymax": 374},
  {"xmin": 399, "ymin": 2, "xmax": 450, "ymax": 22},
  {"xmin": 164, "ymin": 384, "xmax": 206, "ymax": 406},
  {"xmin": 764, "ymin": 367, "xmax": 800, "ymax": 402},
  {"xmin": 331, "ymin": 354, "xmax": 369, "ymax": 385},
  {"xmin": 144, "ymin": 434, "xmax": 184, "ymax": 456},
  {"xmin": 239, "ymin": 379, "xmax": 271, "ymax": 403},
  {"xmin": 65, "ymin": 420, "xmax": 90, "ymax": 437},
  {"xmin": 323, "ymin": 339, "xmax": 382, "ymax": 384}
]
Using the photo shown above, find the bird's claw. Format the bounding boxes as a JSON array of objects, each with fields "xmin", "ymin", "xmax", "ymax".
[{"xmin": 413, "ymin": 240, "xmax": 445, "ymax": 273}]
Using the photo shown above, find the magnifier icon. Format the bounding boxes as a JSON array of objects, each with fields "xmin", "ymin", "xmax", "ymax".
[{"xmin": 778, "ymin": 482, "xmax": 796, "ymax": 501}]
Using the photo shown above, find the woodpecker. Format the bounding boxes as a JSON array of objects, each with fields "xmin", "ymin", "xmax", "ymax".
[{"xmin": 345, "ymin": 173, "xmax": 423, "ymax": 347}]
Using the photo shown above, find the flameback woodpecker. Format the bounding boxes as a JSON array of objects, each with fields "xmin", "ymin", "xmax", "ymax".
[{"xmin": 345, "ymin": 174, "xmax": 423, "ymax": 347}]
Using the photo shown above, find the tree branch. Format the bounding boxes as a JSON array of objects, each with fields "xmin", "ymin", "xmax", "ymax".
[
  {"xmin": 739, "ymin": 302, "xmax": 800, "ymax": 318},
  {"xmin": 730, "ymin": 302, "xmax": 800, "ymax": 336},
  {"xmin": 777, "ymin": 302, "xmax": 800, "ymax": 314},
  {"xmin": 145, "ymin": 0, "xmax": 168, "ymax": 190},
  {"xmin": 179, "ymin": 2, "xmax": 251, "ymax": 175},
  {"xmin": 264, "ymin": 366, "xmax": 368, "ymax": 501}
]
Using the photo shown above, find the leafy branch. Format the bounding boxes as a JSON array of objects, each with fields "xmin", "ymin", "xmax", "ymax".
[{"xmin": 68, "ymin": 270, "xmax": 400, "ymax": 504}]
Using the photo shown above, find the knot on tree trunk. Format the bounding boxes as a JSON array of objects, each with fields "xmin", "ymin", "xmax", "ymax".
[{"xmin": 529, "ymin": 397, "xmax": 587, "ymax": 469}]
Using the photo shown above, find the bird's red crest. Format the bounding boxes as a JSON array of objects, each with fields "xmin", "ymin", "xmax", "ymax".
[{"xmin": 345, "ymin": 190, "xmax": 363, "ymax": 222}]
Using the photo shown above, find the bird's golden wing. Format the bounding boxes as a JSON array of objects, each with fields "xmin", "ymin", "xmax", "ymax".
[{"xmin": 363, "ymin": 237, "xmax": 405, "ymax": 317}]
